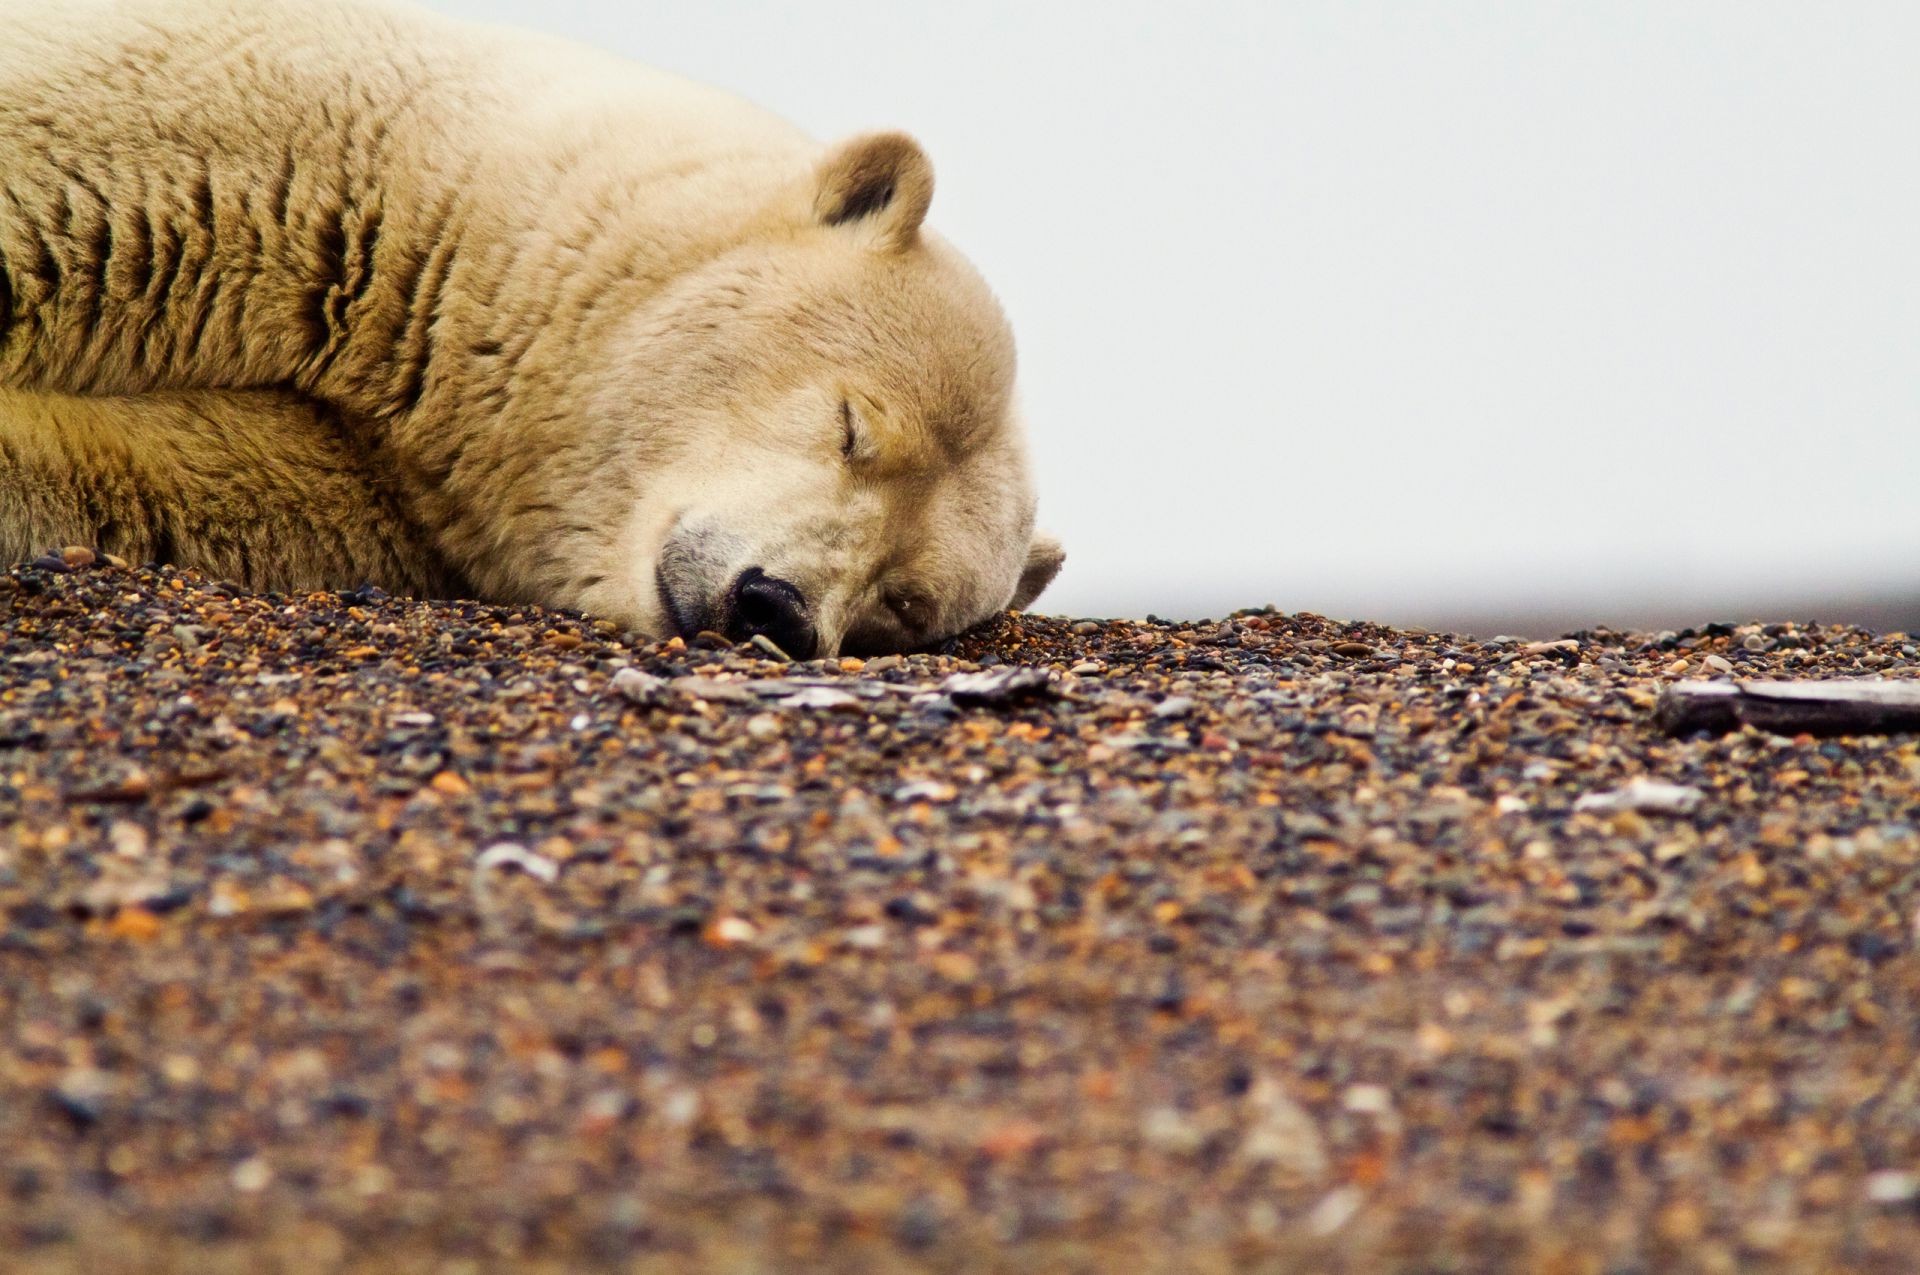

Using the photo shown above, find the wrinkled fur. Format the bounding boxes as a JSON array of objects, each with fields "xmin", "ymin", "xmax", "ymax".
[
  {"xmin": 0, "ymin": 0, "xmax": 1061, "ymax": 649},
  {"xmin": 0, "ymin": 387, "xmax": 464, "ymax": 594}
]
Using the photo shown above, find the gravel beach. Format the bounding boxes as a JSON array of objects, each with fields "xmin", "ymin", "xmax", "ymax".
[{"xmin": 4, "ymin": 556, "xmax": 1920, "ymax": 1273}]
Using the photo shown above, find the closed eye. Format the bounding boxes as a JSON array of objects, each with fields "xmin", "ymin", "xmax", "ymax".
[
  {"xmin": 840, "ymin": 399, "xmax": 858, "ymax": 461},
  {"xmin": 884, "ymin": 590, "xmax": 924, "ymax": 627}
]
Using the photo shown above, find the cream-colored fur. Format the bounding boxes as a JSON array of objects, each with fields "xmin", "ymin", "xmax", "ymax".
[
  {"xmin": 0, "ymin": 387, "xmax": 465, "ymax": 595},
  {"xmin": 0, "ymin": 0, "xmax": 1061, "ymax": 653}
]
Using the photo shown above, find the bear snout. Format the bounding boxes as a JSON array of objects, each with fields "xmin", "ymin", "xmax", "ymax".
[{"xmin": 723, "ymin": 568, "xmax": 817, "ymax": 661}]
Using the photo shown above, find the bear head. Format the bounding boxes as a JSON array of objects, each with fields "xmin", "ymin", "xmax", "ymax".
[{"xmin": 561, "ymin": 132, "xmax": 1062, "ymax": 658}]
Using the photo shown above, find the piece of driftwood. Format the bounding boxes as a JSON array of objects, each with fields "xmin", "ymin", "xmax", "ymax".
[{"xmin": 1656, "ymin": 679, "xmax": 1920, "ymax": 736}]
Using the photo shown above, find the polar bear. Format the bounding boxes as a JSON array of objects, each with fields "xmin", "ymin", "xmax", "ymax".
[{"xmin": 0, "ymin": 0, "xmax": 1062, "ymax": 656}]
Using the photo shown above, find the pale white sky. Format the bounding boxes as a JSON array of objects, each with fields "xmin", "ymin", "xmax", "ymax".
[{"xmin": 425, "ymin": 0, "xmax": 1920, "ymax": 634}]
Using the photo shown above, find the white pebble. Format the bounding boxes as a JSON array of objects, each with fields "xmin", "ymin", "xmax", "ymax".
[
  {"xmin": 231, "ymin": 1158, "xmax": 273, "ymax": 1193},
  {"xmin": 475, "ymin": 842, "xmax": 559, "ymax": 883},
  {"xmin": 1307, "ymin": 1186, "xmax": 1365, "ymax": 1236},
  {"xmin": 893, "ymin": 781, "xmax": 958, "ymax": 803},
  {"xmin": 1574, "ymin": 778, "xmax": 1705, "ymax": 817},
  {"xmin": 779, "ymin": 687, "xmax": 862, "ymax": 711},
  {"xmin": 1868, "ymin": 1170, "xmax": 1920, "ymax": 1204}
]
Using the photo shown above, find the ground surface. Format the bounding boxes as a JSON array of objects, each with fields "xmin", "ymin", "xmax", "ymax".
[{"xmin": 3, "ymin": 557, "xmax": 1920, "ymax": 1273}]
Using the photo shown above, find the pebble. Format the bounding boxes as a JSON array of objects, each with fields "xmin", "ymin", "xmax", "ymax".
[
  {"xmin": 892, "ymin": 781, "xmax": 958, "ymax": 804},
  {"xmin": 2, "ymin": 561, "xmax": 1918, "ymax": 1269},
  {"xmin": 941, "ymin": 666, "xmax": 1055, "ymax": 706},
  {"xmin": 1307, "ymin": 1186, "xmax": 1366, "ymax": 1236},
  {"xmin": 1574, "ymin": 778, "xmax": 1706, "ymax": 816},
  {"xmin": 473, "ymin": 842, "xmax": 560, "ymax": 883},
  {"xmin": 230, "ymin": 1158, "xmax": 274, "ymax": 1193},
  {"xmin": 777, "ymin": 686, "xmax": 863, "ymax": 711},
  {"xmin": 609, "ymin": 667, "xmax": 667, "ymax": 707},
  {"xmin": 674, "ymin": 677, "xmax": 755, "ymax": 703},
  {"xmin": 1868, "ymin": 1171, "xmax": 1920, "ymax": 1205},
  {"xmin": 749, "ymin": 634, "xmax": 793, "ymax": 662}
]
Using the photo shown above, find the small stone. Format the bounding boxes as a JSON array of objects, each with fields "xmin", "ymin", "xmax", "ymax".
[
  {"xmin": 428, "ymin": 771, "xmax": 472, "ymax": 797},
  {"xmin": 51, "ymin": 1068, "xmax": 115, "ymax": 1127},
  {"xmin": 105, "ymin": 908, "xmax": 164, "ymax": 941},
  {"xmin": 659, "ymin": 1090, "xmax": 700, "ymax": 1126},
  {"xmin": 1574, "ymin": 778, "xmax": 1705, "ymax": 817},
  {"xmin": 1140, "ymin": 1106, "xmax": 1206, "ymax": 1155},
  {"xmin": 108, "ymin": 821, "xmax": 150, "ymax": 858},
  {"xmin": 60, "ymin": 546, "xmax": 96, "ymax": 568},
  {"xmin": 475, "ymin": 842, "xmax": 560, "ymax": 883},
  {"xmin": 1240, "ymin": 1083, "xmax": 1326, "ymax": 1175},
  {"xmin": 704, "ymin": 915, "xmax": 758, "ymax": 946},
  {"xmin": 1307, "ymin": 1186, "xmax": 1365, "ymax": 1236},
  {"xmin": 1867, "ymin": 1170, "xmax": 1920, "ymax": 1205},
  {"xmin": 1070, "ymin": 620, "xmax": 1102, "ymax": 635},
  {"xmin": 1704, "ymin": 654, "xmax": 1734, "ymax": 674},
  {"xmin": 207, "ymin": 881, "xmax": 250, "ymax": 918},
  {"xmin": 1342, "ymin": 1084, "xmax": 1394, "ymax": 1116},
  {"xmin": 893, "ymin": 780, "xmax": 957, "ymax": 804},
  {"xmin": 942, "ymin": 667, "xmax": 1055, "ymax": 707},
  {"xmin": 610, "ymin": 667, "xmax": 668, "ymax": 707},
  {"xmin": 778, "ymin": 687, "xmax": 863, "ymax": 711},
  {"xmin": 749, "ymin": 634, "xmax": 793, "ymax": 662},
  {"xmin": 1153, "ymin": 697, "xmax": 1197, "ymax": 719},
  {"xmin": 231, "ymin": 1158, "xmax": 273, "ymax": 1193},
  {"xmin": 675, "ymin": 677, "xmax": 755, "ymax": 703},
  {"xmin": 67, "ymin": 771, "xmax": 152, "ymax": 803}
]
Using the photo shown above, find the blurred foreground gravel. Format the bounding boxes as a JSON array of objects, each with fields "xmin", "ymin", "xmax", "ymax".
[{"xmin": 4, "ymin": 557, "xmax": 1920, "ymax": 1273}]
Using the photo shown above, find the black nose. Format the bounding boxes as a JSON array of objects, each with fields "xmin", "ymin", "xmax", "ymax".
[{"xmin": 722, "ymin": 568, "xmax": 817, "ymax": 660}]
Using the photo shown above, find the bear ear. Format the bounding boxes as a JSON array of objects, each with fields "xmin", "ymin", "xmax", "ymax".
[
  {"xmin": 1009, "ymin": 533, "xmax": 1064, "ymax": 612},
  {"xmin": 813, "ymin": 131, "xmax": 935, "ymax": 251}
]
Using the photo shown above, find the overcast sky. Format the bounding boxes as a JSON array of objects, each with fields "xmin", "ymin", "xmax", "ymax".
[{"xmin": 424, "ymin": 0, "xmax": 1920, "ymax": 635}]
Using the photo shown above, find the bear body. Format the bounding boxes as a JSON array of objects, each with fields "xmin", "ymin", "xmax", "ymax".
[{"xmin": 0, "ymin": 0, "xmax": 1059, "ymax": 654}]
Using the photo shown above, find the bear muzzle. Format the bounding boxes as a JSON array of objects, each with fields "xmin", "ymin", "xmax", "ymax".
[{"xmin": 721, "ymin": 567, "xmax": 818, "ymax": 661}]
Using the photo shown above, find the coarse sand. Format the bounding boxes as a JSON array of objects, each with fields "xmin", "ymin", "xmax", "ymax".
[{"xmin": 4, "ymin": 557, "xmax": 1920, "ymax": 1273}]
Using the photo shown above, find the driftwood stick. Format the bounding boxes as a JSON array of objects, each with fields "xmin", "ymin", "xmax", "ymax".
[{"xmin": 1656, "ymin": 679, "xmax": 1920, "ymax": 737}]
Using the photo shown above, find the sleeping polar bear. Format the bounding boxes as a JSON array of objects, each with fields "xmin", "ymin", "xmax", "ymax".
[{"xmin": 0, "ymin": 0, "xmax": 1061, "ymax": 657}]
